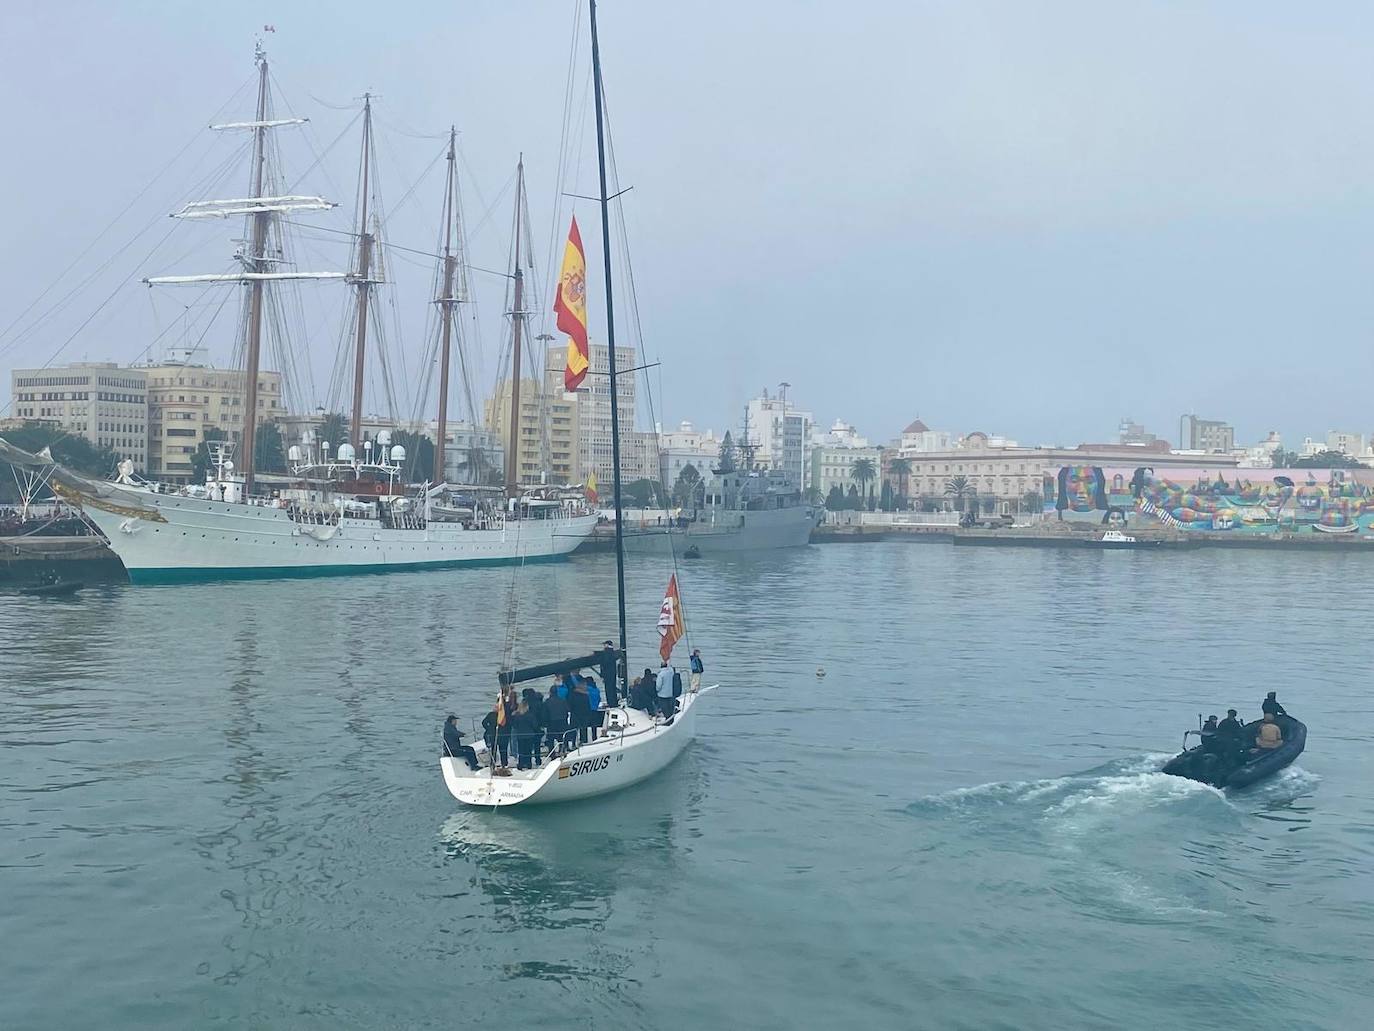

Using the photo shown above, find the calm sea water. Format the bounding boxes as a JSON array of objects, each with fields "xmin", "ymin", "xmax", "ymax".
[{"xmin": 3, "ymin": 543, "xmax": 1372, "ymax": 1030}]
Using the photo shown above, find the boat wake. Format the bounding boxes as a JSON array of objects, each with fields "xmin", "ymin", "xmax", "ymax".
[{"xmin": 904, "ymin": 754, "xmax": 1322, "ymax": 923}]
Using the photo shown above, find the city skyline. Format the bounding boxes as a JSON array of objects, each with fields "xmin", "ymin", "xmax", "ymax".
[{"xmin": 1, "ymin": 4, "xmax": 1372, "ymax": 450}]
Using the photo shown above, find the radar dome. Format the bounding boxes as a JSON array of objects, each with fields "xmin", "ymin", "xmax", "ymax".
[
  {"xmin": 337, "ymin": 443, "xmax": 356, "ymax": 462},
  {"xmin": 287, "ymin": 445, "xmax": 302, "ymax": 463},
  {"xmin": 376, "ymin": 430, "xmax": 392, "ymax": 446},
  {"xmin": 390, "ymin": 444, "xmax": 406, "ymax": 463}
]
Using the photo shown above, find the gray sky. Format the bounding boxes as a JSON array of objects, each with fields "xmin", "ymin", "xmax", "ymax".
[{"xmin": 3, "ymin": 1, "xmax": 1372, "ymax": 449}]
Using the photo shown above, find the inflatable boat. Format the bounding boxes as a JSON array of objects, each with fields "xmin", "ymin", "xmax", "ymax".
[{"xmin": 1162, "ymin": 715, "xmax": 1306, "ymax": 789}]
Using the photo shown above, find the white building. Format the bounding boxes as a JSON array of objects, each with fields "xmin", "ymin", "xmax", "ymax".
[
  {"xmin": 1326, "ymin": 430, "xmax": 1367, "ymax": 457},
  {"xmin": 427, "ymin": 419, "xmax": 504, "ymax": 484},
  {"xmin": 658, "ymin": 420, "xmax": 720, "ymax": 492},
  {"xmin": 897, "ymin": 418, "xmax": 953, "ymax": 455},
  {"xmin": 1234, "ymin": 431, "xmax": 1282, "ymax": 468},
  {"xmin": 746, "ymin": 386, "xmax": 812, "ymax": 490},
  {"xmin": 810, "ymin": 419, "xmax": 882, "ymax": 502},
  {"xmin": 10, "ymin": 362, "xmax": 147, "ymax": 468}
]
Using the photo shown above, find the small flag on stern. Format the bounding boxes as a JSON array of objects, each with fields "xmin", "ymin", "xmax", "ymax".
[
  {"xmin": 585, "ymin": 471, "xmax": 599, "ymax": 505},
  {"xmin": 657, "ymin": 574, "xmax": 685, "ymax": 661},
  {"xmin": 555, "ymin": 216, "xmax": 590, "ymax": 391}
]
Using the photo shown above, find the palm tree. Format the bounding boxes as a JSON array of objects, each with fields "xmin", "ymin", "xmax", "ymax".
[
  {"xmin": 944, "ymin": 475, "xmax": 976, "ymax": 512},
  {"xmin": 672, "ymin": 463, "xmax": 703, "ymax": 510},
  {"xmin": 889, "ymin": 457, "xmax": 912, "ymax": 508},
  {"xmin": 850, "ymin": 457, "xmax": 877, "ymax": 500}
]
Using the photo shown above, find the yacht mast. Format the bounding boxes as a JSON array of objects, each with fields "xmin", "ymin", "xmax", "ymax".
[
  {"xmin": 433, "ymin": 128, "xmax": 459, "ymax": 485},
  {"xmin": 505, "ymin": 158, "xmax": 526, "ymax": 498},
  {"xmin": 240, "ymin": 51, "xmax": 272, "ymax": 494},
  {"xmin": 349, "ymin": 94, "xmax": 375, "ymax": 450},
  {"xmin": 589, "ymin": 0, "xmax": 629, "ymax": 694}
]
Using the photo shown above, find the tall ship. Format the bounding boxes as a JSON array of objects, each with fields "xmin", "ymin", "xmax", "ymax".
[{"xmin": 42, "ymin": 47, "xmax": 596, "ymax": 582}]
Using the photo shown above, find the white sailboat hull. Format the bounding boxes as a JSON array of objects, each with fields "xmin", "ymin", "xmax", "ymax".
[
  {"xmin": 76, "ymin": 486, "xmax": 598, "ymax": 583},
  {"xmin": 440, "ymin": 687, "xmax": 714, "ymax": 807}
]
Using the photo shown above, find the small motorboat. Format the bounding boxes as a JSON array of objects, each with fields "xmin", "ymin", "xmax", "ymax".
[
  {"xmin": 18, "ymin": 580, "xmax": 82, "ymax": 597},
  {"xmin": 682, "ymin": 545, "xmax": 701, "ymax": 560},
  {"xmin": 1162, "ymin": 714, "xmax": 1306, "ymax": 789},
  {"xmin": 1083, "ymin": 530, "xmax": 1164, "ymax": 549}
]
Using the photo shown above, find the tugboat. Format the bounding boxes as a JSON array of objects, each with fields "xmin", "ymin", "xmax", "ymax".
[{"xmin": 1162, "ymin": 714, "xmax": 1307, "ymax": 789}]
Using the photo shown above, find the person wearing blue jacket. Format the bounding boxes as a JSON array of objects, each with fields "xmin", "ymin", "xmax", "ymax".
[{"xmin": 585, "ymin": 675, "xmax": 604, "ymax": 741}]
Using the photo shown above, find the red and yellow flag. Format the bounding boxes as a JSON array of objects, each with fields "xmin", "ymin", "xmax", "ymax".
[
  {"xmin": 585, "ymin": 471, "xmax": 599, "ymax": 505},
  {"xmin": 555, "ymin": 216, "xmax": 590, "ymax": 391},
  {"xmin": 657, "ymin": 574, "xmax": 686, "ymax": 662}
]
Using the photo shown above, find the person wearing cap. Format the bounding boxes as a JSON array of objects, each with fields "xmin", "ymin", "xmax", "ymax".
[
  {"xmin": 689, "ymin": 648, "xmax": 704, "ymax": 693},
  {"xmin": 1261, "ymin": 692, "xmax": 1288, "ymax": 719},
  {"xmin": 442, "ymin": 716, "xmax": 480, "ymax": 771},
  {"xmin": 598, "ymin": 640, "xmax": 621, "ymax": 707}
]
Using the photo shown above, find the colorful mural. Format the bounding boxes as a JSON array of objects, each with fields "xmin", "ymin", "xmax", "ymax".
[{"xmin": 1043, "ymin": 466, "xmax": 1374, "ymax": 534}]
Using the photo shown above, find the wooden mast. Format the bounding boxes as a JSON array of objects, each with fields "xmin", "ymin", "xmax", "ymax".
[
  {"xmin": 433, "ymin": 128, "xmax": 458, "ymax": 485},
  {"xmin": 241, "ymin": 49, "xmax": 271, "ymax": 496},
  {"xmin": 504, "ymin": 158, "xmax": 526, "ymax": 498},
  {"xmin": 348, "ymin": 94, "xmax": 375, "ymax": 450},
  {"xmin": 589, "ymin": 0, "xmax": 629, "ymax": 694}
]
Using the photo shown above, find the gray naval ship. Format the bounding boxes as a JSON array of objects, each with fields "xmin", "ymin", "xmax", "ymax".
[{"xmin": 619, "ymin": 464, "xmax": 820, "ymax": 556}]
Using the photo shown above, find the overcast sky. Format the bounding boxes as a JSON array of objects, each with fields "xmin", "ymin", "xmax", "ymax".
[{"xmin": 3, "ymin": 1, "xmax": 1372, "ymax": 449}]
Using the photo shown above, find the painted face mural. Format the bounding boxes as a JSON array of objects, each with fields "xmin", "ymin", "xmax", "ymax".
[
  {"xmin": 1055, "ymin": 466, "xmax": 1107, "ymax": 515},
  {"xmin": 1046, "ymin": 465, "xmax": 1373, "ymax": 534}
]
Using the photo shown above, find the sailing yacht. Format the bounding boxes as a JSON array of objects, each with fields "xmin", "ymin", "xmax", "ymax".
[
  {"xmin": 440, "ymin": 0, "xmax": 716, "ymax": 808},
  {"xmin": 50, "ymin": 47, "xmax": 596, "ymax": 582}
]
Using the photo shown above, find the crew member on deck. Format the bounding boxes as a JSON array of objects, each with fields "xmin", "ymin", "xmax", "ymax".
[
  {"xmin": 690, "ymin": 649, "xmax": 704, "ymax": 692},
  {"xmin": 1254, "ymin": 713, "xmax": 1284, "ymax": 751},
  {"xmin": 512, "ymin": 702, "xmax": 539, "ymax": 770},
  {"xmin": 1262, "ymin": 692, "xmax": 1288, "ymax": 718},
  {"xmin": 655, "ymin": 660, "xmax": 676, "ymax": 720},
  {"xmin": 598, "ymin": 641, "xmax": 620, "ymax": 707},
  {"xmin": 544, "ymin": 684, "xmax": 572, "ymax": 756},
  {"xmin": 585, "ymin": 675, "xmax": 604, "ymax": 741},
  {"xmin": 442, "ymin": 715, "xmax": 480, "ymax": 771},
  {"xmin": 569, "ymin": 678, "xmax": 593, "ymax": 746}
]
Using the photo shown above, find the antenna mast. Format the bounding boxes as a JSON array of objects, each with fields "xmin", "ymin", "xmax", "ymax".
[
  {"xmin": 434, "ymin": 127, "xmax": 459, "ymax": 485},
  {"xmin": 349, "ymin": 93, "xmax": 375, "ymax": 450},
  {"xmin": 504, "ymin": 158, "xmax": 526, "ymax": 498},
  {"xmin": 589, "ymin": 0, "xmax": 629, "ymax": 694}
]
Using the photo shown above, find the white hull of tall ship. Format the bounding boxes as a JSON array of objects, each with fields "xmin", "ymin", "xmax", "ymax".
[
  {"xmin": 440, "ymin": 686, "xmax": 716, "ymax": 807},
  {"xmin": 75, "ymin": 485, "xmax": 598, "ymax": 584},
  {"xmin": 619, "ymin": 505, "xmax": 817, "ymax": 555}
]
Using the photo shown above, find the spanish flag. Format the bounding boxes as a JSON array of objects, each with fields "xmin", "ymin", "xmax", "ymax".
[
  {"xmin": 657, "ymin": 574, "xmax": 686, "ymax": 662},
  {"xmin": 585, "ymin": 471, "xmax": 599, "ymax": 505},
  {"xmin": 555, "ymin": 216, "xmax": 590, "ymax": 391}
]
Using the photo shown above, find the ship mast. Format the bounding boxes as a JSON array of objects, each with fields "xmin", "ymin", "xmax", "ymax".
[
  {"xmin": 589, "ymin": 0, "xmax": 630, "ymax": 695},
  {"xmin": 505, "ymin": 158, "xmax": 527, "ymax": 498},
  {"xmin": 433, "ymin": 128, "xmax": 459, "ymax": 485},
  {"xmin": 349, "ymin": 94, "xmax": 376, "ymax": 450},
  {"xmin": 240, "ymin": 52, "xmax": 271, "ymax": 494},
  {"xmin": 143, "ymin": 43, "xmax": 341, "ymax": 493}
]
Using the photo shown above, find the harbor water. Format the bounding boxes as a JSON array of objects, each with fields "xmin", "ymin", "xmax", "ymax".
[{"xmin": 3, "ymin": 543, "xmax": 1372, "ymax": 1029}]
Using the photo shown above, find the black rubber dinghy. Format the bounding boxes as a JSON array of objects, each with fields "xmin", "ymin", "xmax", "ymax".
[{"xmin": 1162, "ymin": 715, "xmax": 1306, "ymax": 789}]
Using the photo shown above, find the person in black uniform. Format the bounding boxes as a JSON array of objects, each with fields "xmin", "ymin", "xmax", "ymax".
[
  {"xmin": 568, "ymin": 678, "xmax": 593, "ymax": 747},
  {"xmin": 598, "ymin": 641, "xmax": 621, "ymax": 707},
  {"xmin": 442, "ymin": 715, "xmax": 480, "ymax": 770},
  {"xmin": 511, "ymin": 702, "xmax": 539, "ymax": 770},
  {"xmin": 522, "ymin": 687, "xmax": 546, "ymax": 765},
  {"xmin": 1261, "ymin": 692, "xmax": 1288, "ymax": 718},
  {"xmin": 544, "ymin": 684, "xmax": 571, "ymax": 756},
  {"xmin": 481, "ymin": 706, "xmax": 502, "ymax": 766},
  {"xmin": 1215, "ymin": 708, "xmax": 1246, "ymax": 763}
]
